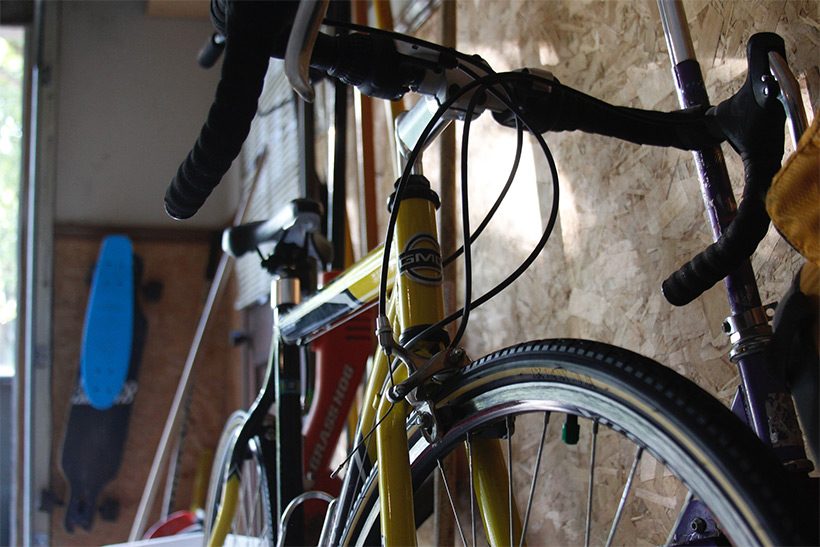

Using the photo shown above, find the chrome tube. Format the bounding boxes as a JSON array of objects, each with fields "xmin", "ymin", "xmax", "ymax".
[
  {"xmin": 769, "ymin": 51, "xmax": 809, "ymax": 146},
  {"xmin": 657, "ymin": 0, "xmax": 696, "ymax": 66}
]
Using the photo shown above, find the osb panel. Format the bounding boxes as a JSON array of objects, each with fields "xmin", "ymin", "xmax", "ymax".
[
  {"xmin": 457, "ymin": 0, "xmax": 818, "ymax": 392},
  {"xmin": 411, "ymin": 0, "xmax": 817, "ymax": 544},
  {"xmin": 50, "ymin": 235, "xmax": 241, "ymax": 546}
]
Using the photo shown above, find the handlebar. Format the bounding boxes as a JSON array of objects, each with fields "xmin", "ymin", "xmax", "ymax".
[
  {"xmin": 661, "ymin": 33, "xmax": 788, "ymax": 305},
  {"xmin": 196, "ymin": 33, "xmax": 225, "ymax": 69},
  {"xmin": 164, "ymin": 0, "xmax": 298, "ymax": 220},
  {"xmin": 165, "ymin": 0, "xmax": 432, "ymax": 220},
  {"xmin": 167, "ymin": 1, "xmax": 801, "ymax": 309}
]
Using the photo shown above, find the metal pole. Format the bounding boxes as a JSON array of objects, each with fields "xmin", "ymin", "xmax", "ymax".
[{"xmin": 129, "ymin": 152, "xmax": 267, "ymax": 541}]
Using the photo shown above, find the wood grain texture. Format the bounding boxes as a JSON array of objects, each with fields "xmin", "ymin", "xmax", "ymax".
[{"xmin": 415, "ymin": 1, "xmax": 818, "ymax": 544}]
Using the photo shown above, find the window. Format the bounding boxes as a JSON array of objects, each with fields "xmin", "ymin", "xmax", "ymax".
[
  {"xmin": 0, "ymin": 27, "xmax": 23, "ymax": 379},
  {"xmin": 0, "ymin": 25, "xmax": 24, "ymax": 547}
]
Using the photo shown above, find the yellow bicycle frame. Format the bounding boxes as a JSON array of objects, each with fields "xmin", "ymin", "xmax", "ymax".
[
  {"xmin": 351, "ymin": 191, "xmax": 521, "ymax": 545},
  {"xmin": 209, "ymin": 194, "xmax": 522, "ymax": 546},
  {"xmin": 377, "ymin": 193, "xmax": 445, "ymax": 546},
  {"xmin": 211, "ymin": 167, "xmax": 522, "ymax": 547}
]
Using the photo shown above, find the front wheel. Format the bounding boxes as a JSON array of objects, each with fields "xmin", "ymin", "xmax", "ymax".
[{"xmin": 341, "ymin": 339, "xmax": 815, "ymax": 546}]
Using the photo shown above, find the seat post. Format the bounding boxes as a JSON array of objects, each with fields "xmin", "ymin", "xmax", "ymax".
[{"xmin": 272, "ymin": 272, "xmax": 305, "ymax": 545}]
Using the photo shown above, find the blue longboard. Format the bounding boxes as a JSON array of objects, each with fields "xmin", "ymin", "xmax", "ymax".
[
  {"xmin": 81, "ymin": 235, "xmax": 134, "ymax": 410},
  {"xmin": 61, "ymin": 235, "xmax": 147, "ymax": 532}
]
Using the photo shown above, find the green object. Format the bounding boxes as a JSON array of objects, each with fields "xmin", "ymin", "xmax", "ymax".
[{"xmin": 562, "ymin": 414, "xmax": 580, "ymax": 445}]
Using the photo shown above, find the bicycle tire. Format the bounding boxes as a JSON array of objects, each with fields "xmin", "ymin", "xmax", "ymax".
[
  {"xmin": 339, "ymin": 339, "xmax": 816, "ymax": 546},
  {"xmin": 204, "ymin": 410, "xmax": 275, "ymax": 546}
]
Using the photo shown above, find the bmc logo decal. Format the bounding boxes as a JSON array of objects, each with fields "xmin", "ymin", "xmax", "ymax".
[{"xmin": 399, "ymin": 233, "xmax": 442, "ymax": 286}]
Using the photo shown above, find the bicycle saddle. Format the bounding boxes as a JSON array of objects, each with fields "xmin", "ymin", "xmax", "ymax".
[{"xmin": 222, "ymin": 198, "xmax": 331, "ymax": 268}]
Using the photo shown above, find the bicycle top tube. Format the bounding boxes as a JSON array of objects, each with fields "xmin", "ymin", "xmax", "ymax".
[{"xmin": 278, "ymin": 245, "xmax": 394, "ymax": 344}]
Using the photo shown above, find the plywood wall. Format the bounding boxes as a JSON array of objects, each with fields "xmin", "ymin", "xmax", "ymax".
[
  {"xmin": 405, "ymin": 0, "xmax": 818, "ymax": 544},
  {"xmin": 49, "ymin": 231, "xmax": 241, "ymax": 545},
  {"xmin": 452, "ymin": 0, "xmax": 817, "ymax": 398}
]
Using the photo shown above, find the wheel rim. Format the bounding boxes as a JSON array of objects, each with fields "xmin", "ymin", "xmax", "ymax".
[
  {"xmin": 204, "ymin": 411, "xmax": 273, "ymax": 546},
  {"xmin": 346, "ymin": 380, "xmax": 767, "ymax": 546}
]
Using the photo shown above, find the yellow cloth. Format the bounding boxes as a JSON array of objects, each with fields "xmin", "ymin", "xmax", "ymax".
[
  {"xmin": 767, "ymin": 113, "xmax": 820, "ymax": 349},
  {"xmin": 766, "ymin": 113, "xmax": 820, "ymax": 266}
]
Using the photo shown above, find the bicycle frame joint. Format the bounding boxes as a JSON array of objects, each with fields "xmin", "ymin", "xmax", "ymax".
[{"xmin": 722, "ymin": 304, "xmax": 774, "ymax": 362}]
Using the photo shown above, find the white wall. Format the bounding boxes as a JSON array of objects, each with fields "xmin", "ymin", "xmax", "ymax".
[{"xmin": 54, "ymin": 0, "xmax": 239, "ymax": 229}]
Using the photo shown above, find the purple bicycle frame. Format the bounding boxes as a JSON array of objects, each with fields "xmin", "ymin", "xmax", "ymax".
[{"xmin": 657, "ymin": 0, "xmax": 809, "ymax": 465}]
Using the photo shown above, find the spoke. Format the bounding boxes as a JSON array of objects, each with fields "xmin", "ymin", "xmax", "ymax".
[
  {"xmin": 239, "ymin": 475, "xmax": 249, "ymax": 535},
  {"xmin": 248, "ymin": 466, "xmax": 259, "ymax": 535},
  {"xmin": 255, "ymin": 479, "xmax": 264, "ymax": 537},
  {"xmin": 520, "ymin": 412, "xmax": 549, "ymax": 547},
  {"xmin": 605, "ymin": 445, "xmax": 643, "ymax": 547},
  {"xmin": 585, "ymin": 420, "xmax": 599, "ymax": 547},
  {"xmin": 248, "ymin": 470, "xmax": 256, "ymax": 534},
  {"xmin": 437, "ymin": 458, "xmax": 469, "ymax": 547},
  {"xmin": 507, "ymin": 417, "xmax": 514, "ymax": 547},
  {"xmin": 664, "ymin": 490, "xmax": 694, "ymax": 547},
  {"xmin": 235, "ymin": 479, "xmax": 243, "ymax": 534},
  {"xmin": 467, "ymin": 432, "xmax": 476, "ymax": 547}
]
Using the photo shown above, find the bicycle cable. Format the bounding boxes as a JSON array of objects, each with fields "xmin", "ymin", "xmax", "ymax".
[
  {"xmin": 257, "ymin": 96, "xmax": 294, "ymax": 118},
  {"xmin": 400, "ymin": 72, "xmax": 562, "ymax": 351},
  {"xmin": 449, "ymin": 85, "xmax": 483, "ymax": 349},
  {"xmin": 386, "ymin": 73, "xmax": 553, "ymax": 339},
  {"xmin": 377, "ymin": 70, "xmax": 541, "ymax": 320},
  {"xmin": 330, "ymin": 360, "xmax": 402, "ymax": 479},
  {"xmin": 447, "ymin": 63, "xmax": 524, "ymax": 348},
  {"xmin": 441, "ymin": 62, "xmax": 524, "ymax": 269},
  {"xmin": 441, "ymin": 120, "xmax": 523, "ymax": 269},
  {"xmin": 329, "ymin": 400, "xmax": 395, "ymax": 479}
]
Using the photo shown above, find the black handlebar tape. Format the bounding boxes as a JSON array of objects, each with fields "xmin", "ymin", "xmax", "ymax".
[
  {"xmin": 318, "ymin": 33, "xmax": 419, "ymax": 101},
  {"xmin": 662, "ymin": 33, "xmax": 787, "ymax": 306},
  {"xmin": 164, "ymin": 30, "xmax": 269, "ymax": 219},
  {"xmin": 209, "ymin": 0, "xmax": 227, "ymax": 35},
  {"xmin": 197, "ymin": 33, "xmax": 225, "ymax": 69},
  {"xmin": 550, "ymin": 89, "xmax": 723, "ymax": 150},
  {"xmin": 164, "ymin": 1, "xmax": 298, "ymax": 220},
  {"xmin": 661, "ymin": 183, "xmax": 772, "ymax": 306},
  {"xmin": 493, "ymin": 81, "xmax": 723, "ymax": 151}
]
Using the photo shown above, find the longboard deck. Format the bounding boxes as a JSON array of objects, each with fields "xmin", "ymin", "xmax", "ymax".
[
  {"xmin": 81, "ymin": 235, "xmax": 134, "ymax": 410},
  {"xmin": 61, "ymin": 235, "xmax": 146, "ymax": 532}
]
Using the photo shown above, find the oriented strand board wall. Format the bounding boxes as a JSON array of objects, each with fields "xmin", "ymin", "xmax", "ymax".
[
  {"xmin": 50, "ymin": 232, "xmax": 241, "ymax": 546},
  {"xmin": 456, "ymin": 0, "xmax": 818, "ymax": 393},
  {"xmin": 408, "ymin": 0, "xmax": 818, "ymax": 544}
]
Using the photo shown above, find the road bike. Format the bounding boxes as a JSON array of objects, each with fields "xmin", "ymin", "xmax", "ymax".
[{"xmin": 161, "ymin": 0, "xmax": 818, "ymax": 545}]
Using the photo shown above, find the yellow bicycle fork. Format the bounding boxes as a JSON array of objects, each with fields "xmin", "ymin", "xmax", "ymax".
[
  {"xmin": 364, "ymin": 187, "xmax": 523, "ymax": 546},
  {"xmin": 209, "ymin": 473, "xmax": 240, "ymax": 547}
]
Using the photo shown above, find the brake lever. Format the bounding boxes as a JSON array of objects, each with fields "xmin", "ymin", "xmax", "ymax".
[
  {"xmin": 768, "ymin": 51, "xmax": 809, "ymax": 147},
  {"xmin": 285, "ymin": 0, "xmax": 330, "ymax": 102}
]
